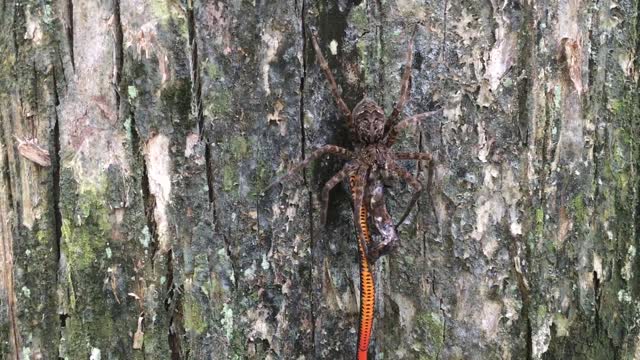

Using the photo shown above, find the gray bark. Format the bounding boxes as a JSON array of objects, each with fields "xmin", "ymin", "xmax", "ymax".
[{"xmin": 1, "ymin": 0, "xmax": 639, "ymax": 359}]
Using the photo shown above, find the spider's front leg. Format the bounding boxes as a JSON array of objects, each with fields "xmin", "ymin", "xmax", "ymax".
[
  {"xmin": 394, "ymin": 151, "xmax": 432, "ymax": 161},
  {"xmin": 309, "ymin": 31, "xmax": 354, "ymax": 134},
  {"xmin": 320, "ymin": 162, "xmax": 358, "ymax": 225},
  {"xmin": 387, "ymin": 160, "xmax": 423, "ymax": 228},
  {"xmin": 385, "ymin": 109, "xmax": 441, "ymax": 146},
  {"xmin": 265, "ymin": 145, "xmax": 352, "ymax": 191},
  {"xmin": 386, "ymin": 27, "xmax": 417, "ymax": 131}
]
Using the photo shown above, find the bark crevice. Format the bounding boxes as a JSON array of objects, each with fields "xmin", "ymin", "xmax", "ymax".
[
  {"xmin": 112, "ymin": 0, "xmax": 123, "ymax": 118},
  {"xmin": 299, "ymin": 3, "xmax": 316, "ymax": 355},
  {"xmin": 65, "ymin": 0, "xmax": 75, "ymax": 71}
]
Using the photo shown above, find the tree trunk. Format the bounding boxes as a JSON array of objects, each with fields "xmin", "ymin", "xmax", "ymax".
[{"xmin": 1, "ymin": 0, "xmax": 639, "ymax": 359}]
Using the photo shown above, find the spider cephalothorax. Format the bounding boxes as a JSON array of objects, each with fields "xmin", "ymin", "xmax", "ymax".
[{"xmin": 267, "ymin": 27, "xmax": 439, "ymax": 262}]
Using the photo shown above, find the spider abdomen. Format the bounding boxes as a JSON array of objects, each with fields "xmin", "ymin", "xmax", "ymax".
[{"xmin": 353, "ymin": 98, "xmax": 386, "ymax": 144}]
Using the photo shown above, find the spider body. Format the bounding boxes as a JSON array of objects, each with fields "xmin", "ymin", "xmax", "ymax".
[
  {"xmin": 267, "ymin": 28, "xmax": 439, "ymax": 262},
  {"xmin": 353, "ymin": 98, "xmax": 386, "ymax": 144},
  {"xmin": 266, "ymin": 27, "xmax": 439, "ymax": 360}
]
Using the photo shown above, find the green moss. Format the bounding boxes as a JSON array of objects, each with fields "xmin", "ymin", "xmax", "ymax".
[
  {"xmin": 205, "ymin": 91, "xmax": 232, "ymax": 118},
  {"xmin": 230, "ymin": 136, "xmax": 249, "ymax": 159},
  {"xmin": 415, "ymin": 311, "xmax": 444, "ymax": 357},
  {"xmin": 184, "ymin": 294, "xmax": 207, "ymax": 334},
  {"xmin": 349, "ymin": 3, "xmax": 368, "ymax": 31},
  {"xmin": 36, "ymin": 228, "xmax": 51, "ymax": 245},
  {"xmin": 205, "ymin": 62, "xmax": 220, "ymax": 79},
  {"xmin": 609, "ymin": 99, "xmax": 624, "ymax": 114},
  {"xmin": 223, "ymin": 165, "xmax": 238, "ymax": 192},
  {"xmin": 535, "ymin": 208, "xmax": 545, "ymax": 235},
  {"xmin": 161, "ymin": 80, "xmax": 191, "ymax": 119},
  {"xmin": 570, "ymin": 194, "xmax": 586, "ymax": 225},
  {"xmin": 59, "ymin": 170, "xmax": 111, "ymax": 272},
  {"xmin": 150, "ymin": 0, "xmax": 187, "ymax": 34}
]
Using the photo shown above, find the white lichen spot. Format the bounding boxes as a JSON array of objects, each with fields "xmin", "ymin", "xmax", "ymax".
[
  {"xmin": 90, "ymin": 348, "xmax": 101, "ymax": 360},
  {"xmin": 617, "ymin": 51, "xmax": 637, "ymax": 81},
  {"xmin": 21, "ymin": 286, "xmax": 31, "ymax": 298},
  {"xmin": 532, "ymin": 316, "xmax": 552, "ymax": 358},
  {"xmin": 222, "ymin": 303, "xmax": 234, "ymax": 340},
  {"xmin": 593, "ymin": 254, "xmax": 603, "ymax": 279},
  {"xmin": 140, "ymin": 225, "xmax": 151, "ymax": 248},
  {"xmin": 261, "ymin": 254, "xmax": 270, "ymax": 270},
  {"xmin": 622, "ymin": 245, "xmax": 636, "ymax": 281},
  {"xmin": 144, "ymin": 134, "xmax": 172, "ymax": 253},
  {"xmin": 243, "ymin": 261, "xmax": 257, "ymax": 281},
  {"xmin": 618, "ymin": 289, "xmax": 632, "ymax": 303},
  {"xmin": 329, "ymin": 40, "xmax": 338, "ymax": 55},
  {"xmin": 261, "ymin": 31, "xmax": 282, "ymax": 95}
]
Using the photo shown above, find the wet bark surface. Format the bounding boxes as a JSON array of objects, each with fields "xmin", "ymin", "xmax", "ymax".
[{"xmin": 1, "ymin": 0, "xmax": 640, "ymax": 359}]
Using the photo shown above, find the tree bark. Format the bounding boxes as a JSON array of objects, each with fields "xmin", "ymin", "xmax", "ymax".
[{"xmin": 1, "ymin": 0, "xmax": 639, "ymax": 359}]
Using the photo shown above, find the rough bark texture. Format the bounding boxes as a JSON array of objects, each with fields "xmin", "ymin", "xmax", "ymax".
[{"xmin": 1, "ymin": 0, "xmax": 639, "ymax": 359}]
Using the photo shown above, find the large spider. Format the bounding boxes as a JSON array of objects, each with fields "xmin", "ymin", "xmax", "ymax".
[{"xmin": 268, "ymin": 27, "xmax": 439, "ymax": 262}]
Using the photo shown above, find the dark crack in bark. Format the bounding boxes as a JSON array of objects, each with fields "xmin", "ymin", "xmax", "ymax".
[
  {"xmin": 65, "ymin": 0, "xmax": 75, "ymax": 71},
  {"xmin": 51, "ymin": 68, "xmax": 62, "ymax": 267},
  {"xmin": 165, "ymin": 250, "xmax": 184, "ymax": 360},
  {"xmin": 130, "ymin": 112, "xmax": 160, "ymax": 265},
  {"xmin": 299, "ymin": 3, "xmax": 316, "ymax": 356},
  {"xmin": 112, "ymin": 0, "xmax": 123, "ymax": 118},
  {"xmin": 186, "ymin": 1, "xmax": 203, "ymax": 135}
]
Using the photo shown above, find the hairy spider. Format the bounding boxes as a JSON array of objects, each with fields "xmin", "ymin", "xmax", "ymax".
[{"xmin": 267, "ymin": 28, "xmax": 439, "ymax": 261}]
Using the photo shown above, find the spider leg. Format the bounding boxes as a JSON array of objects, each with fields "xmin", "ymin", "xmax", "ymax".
[
  {"xmin": 385, "ymin": 109, "xmax": 441, "ymax": 146},
  {"xmin": 320, "ymin": 162, "xmax": 358, "ymax": 225},
  {"xmin": 265, "ymin": 145, "xmax": 353, "ymax": 191},
  {"xmin": 387, "ymin": 160, "xmax": 423, "ymax": 228},
  {"xmin": 350, "ymin": 166, "xmax": 371, "ymax": 256},
  {"xmin": 385, "ymin": 27, "xmax": 417, "ymax": 131},
  {"xmin": 394, "ymin": 151, "xmax": 432, "ymax": 161},
  {"xmin": 310, "ymin": 31, "xmax": 354, "ymax": 133}
]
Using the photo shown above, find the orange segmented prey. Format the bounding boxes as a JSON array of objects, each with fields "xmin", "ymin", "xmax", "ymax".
[{"xmin": 350, "ymin": 175, "xmax": 375, "ymax": 360}]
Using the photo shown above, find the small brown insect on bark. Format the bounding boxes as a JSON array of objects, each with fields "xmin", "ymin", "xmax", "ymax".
[{"xmin": 14, "ymin": 136, "xmax": 52, "ymax": 167}]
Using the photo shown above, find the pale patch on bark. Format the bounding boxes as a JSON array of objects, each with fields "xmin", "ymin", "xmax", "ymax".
[
  {"xmin": 261, "ymin": 30, "xmax": 282, "ymax": 95},
  {"xmin": 390, "ymin": 292, "xmax": 417, "ymax": 331},
  {"xmin": 471, "ymin": 165, "xmax": 505, "ymax": 258},
  {"xmin": 267, "ymin": 99, "xmax": 286, "ymax": 136},
  {"xmin": 479, "ymin": 301, "xmax": 501, "ymax": 338},
  {"xmin": 24, "ymin": 8, "xmax": 44, "ymax": 45},
  {"xmin": 485, "ymin": 0, "xmax": 517, "ymax": 91},
  {"xmin": 184, "ymin": 132, "xmax": 200, "ymax": 158},
  {"xmin": 532, "ymin": 316, "xmax": 552, "ymax": 359},
  {"xmin": 144, "ymin": 134, "xmax": 172, "ymax": 253}
]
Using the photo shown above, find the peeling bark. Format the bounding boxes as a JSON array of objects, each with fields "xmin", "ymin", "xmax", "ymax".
[{"xmin": 1, "ymin": 0, "xmax": 639, "ymax": 359}]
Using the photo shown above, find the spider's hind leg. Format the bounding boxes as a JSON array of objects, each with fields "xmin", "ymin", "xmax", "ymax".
[
  {"xmin": 265, "ymin": 145, "xmax": 352, "ymax": 192},
  {"xmin": 320, "ymin": 162, "xmax": 358, "ymax": 225},
  {"xmin": 388, "ymin": 160, "xmax": 423, "ymax": 228}
]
